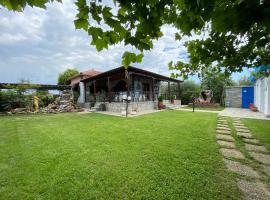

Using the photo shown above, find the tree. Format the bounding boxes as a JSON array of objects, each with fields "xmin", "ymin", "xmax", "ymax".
[
  {"xmin": 237, "ymin": 76, "xmax": 254, "ymax": 86},
  {"xmin": 73, "ymin": 0, "xmax": 270, "ymax": 77},
  {"xmin": 3, "ymin": 1, "xmax": 270, "ymax": 78},
  {"xmin": 0, "ymin": 0, "xmax": 60, "ymax": 11},
  {"xmin": 179, "ymin": 81, "xmax": 200, "ymax": 105},
  {"xmin": 57, "ymin": 69, "xmax": 79, "ymax": 85},
  {"xmin": 200, "ymin": 71, "xmax": 234, "ymax": 104}
]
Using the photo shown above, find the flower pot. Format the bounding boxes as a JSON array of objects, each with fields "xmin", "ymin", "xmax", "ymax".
[{"xmin": 158, "ymin": 102, "xmax": 163, "ymax": 110}]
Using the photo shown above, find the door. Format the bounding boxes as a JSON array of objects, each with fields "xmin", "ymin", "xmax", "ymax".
[{"xmin": 242, "ymin": 87, "xmax": 254, "ymax": 108}]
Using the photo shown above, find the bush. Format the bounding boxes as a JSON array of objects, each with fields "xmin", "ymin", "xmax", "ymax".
[
  {"xmin": 180, "ymin": 81, "xmax": 200, "ymax": 105},
  {"xmin": 158, "ymin": 96, "xmax": 163, "ymax": 102},
  {"xmin": 0, "ymin": 90, "xmax": 32, "ymax": 112},
  {"xmin": 0, "ymin": 90, "xmax": 58, "ymax": 112}
]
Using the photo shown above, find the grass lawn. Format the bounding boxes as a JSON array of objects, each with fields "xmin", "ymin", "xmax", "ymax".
[
  {"xmin": 182, "ymin": 106, "xmax": 225, "ymax": 111},
  {"xmin": 242, "ymin": 118, "xmax": 270, "ymax": 150},
  {"xmin": 0, "ymin": 111, "xmax": 240, "ymax": 199}
]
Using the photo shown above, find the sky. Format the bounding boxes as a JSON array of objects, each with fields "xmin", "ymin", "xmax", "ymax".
[{"xmin": 0, "ymin": 0, "xmax": 251, "ymax": 85}]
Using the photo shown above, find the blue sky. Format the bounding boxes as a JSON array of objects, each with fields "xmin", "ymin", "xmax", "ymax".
[{"xmin": 0, "ymin": 0, "xmax": 250, "ymax": 84}]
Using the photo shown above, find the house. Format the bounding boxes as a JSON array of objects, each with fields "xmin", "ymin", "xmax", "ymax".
[
  {"xmin": 76, "ymin": 66, "xmax": 182, "ymax": 113},
  {"xmin": 252, "ymin": 65, "xmax": 270, "ymax": 117},
  {"xmin": 68, "ymin": 69, "xmax": 101, "ymax": 86}
]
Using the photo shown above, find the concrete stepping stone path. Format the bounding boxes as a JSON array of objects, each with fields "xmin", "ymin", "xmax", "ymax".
[
  {"xmin": 242, "ymin": 138, "xmax": 261, "ymax": 145},
  {"xmin": 235, "ymin": 128, "xmax": 251, "ymax": 133},
  {"xmin": 263, "ymin": 165, "xmax": 270, "ymax": 176},
  {"xmin": 237, "ymin": 180, "xmax": 270, "ymax": 200},
  {"xmin": 216, "ymin": 130, "xmax": 231, "ymax": 135},
  {"xmin": 217, "ymin": 124, "xmax": 229, "ymax": 128},
  {"xmin": 223, "ymin": 159, "xmax": 260, "ymax": 178},
  {"xmin": 220, "ymin": 148, "xmax": 245, "ymax": 159},
  {"xmin": 236, "ymin": 131, "xmax": 253, "ymax": 139},
  {"xmin": 245, "ymin": 144, "xmax": 269, "ymax": 153},
  {"xmin": 217, "ymin": 127, "xmax": 231, "ymax": 131},
  {"xmin": 249, "ymin": 152, "xmax": 270, "ymax": 165},
  {"xmin": 217, "ymin": 134, "xmax": 235, "ymax": 142},
  {"xmin": 219, "ymin": 117, "xmax": 270, "ymax": 200},
  {"xmin": 217, "ymin": 140, "xmax": 236, "ymax": 148}
]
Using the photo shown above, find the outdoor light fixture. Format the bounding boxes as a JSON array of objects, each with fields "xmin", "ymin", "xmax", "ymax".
[{"xmin": 123, "ymin": 94, "xmax": 131, "ymax": 118}]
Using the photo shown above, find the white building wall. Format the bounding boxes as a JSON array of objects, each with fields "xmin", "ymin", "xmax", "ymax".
[
  {"xmin": 77, "ymin": 82, "xmax": 85, "ymax": 103},
  {"xmin": 254, "ymin": 77, "xmax": 270, "ymax": 117}
]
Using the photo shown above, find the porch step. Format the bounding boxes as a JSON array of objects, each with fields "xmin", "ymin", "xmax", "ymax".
[
  {"xmin": 166, "ymin": 104, "xmax": 180, "ymax": 110},
  {"xmin": 90, "ymin": 103, "xmax": 104, "ymax": 112}
]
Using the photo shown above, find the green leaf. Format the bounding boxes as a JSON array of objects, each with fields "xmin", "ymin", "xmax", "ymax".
[
  {"xmin": 74, "ymin": 18, "xmax": 88, "ymax": 31},
  {"xmin": 122, "ymin": 52, "xmax": 144, "ymax": 67}
]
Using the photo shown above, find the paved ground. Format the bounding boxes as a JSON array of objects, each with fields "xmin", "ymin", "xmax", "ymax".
[
  {"xmin": 179, "ymin": 107, "xmax": 270, "ymax": 120},
  {"xmin": 219, "ymin": 108, "xmax": 270, "ymax": 120},
  {"xmin": 216, "ymin": 116, "xmax": 270, "ymax": 200}
]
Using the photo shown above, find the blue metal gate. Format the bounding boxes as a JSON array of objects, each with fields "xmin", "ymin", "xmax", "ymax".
[{"xmin": 242, "ymin": 87, "xmax": 254, "ymax": 108}]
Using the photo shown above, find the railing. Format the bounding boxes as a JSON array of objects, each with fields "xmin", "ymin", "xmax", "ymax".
[{"xmin": 87, "ymin": 91, "xmax": 180, "ymax": 103}]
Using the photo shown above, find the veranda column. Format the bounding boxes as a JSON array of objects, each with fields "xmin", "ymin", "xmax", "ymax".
[
  {"xmin": 107, "ymin": 77, "xmax": 111, "ymax": 102},
  {"xmin": 152, "ymin": 78, "xmax": 155, "ymax": 101},
  {"xmin": 177, "ymin": 82, "xmax": 181, "ymax": 100},
  {"xmin": 168, "ymin": 81, "xmax": 171, "ymax": 100},
  {"xmin": 93, "ymin": 80, "xmax": 96, "ymax": 102},
  {"xmin": 78, "ymin": 82, "xmax": 85, "ymax": 103}
]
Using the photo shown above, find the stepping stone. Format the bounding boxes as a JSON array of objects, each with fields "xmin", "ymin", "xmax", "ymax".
[
  {"xmin": 220, "ymin": 148, "xmax": 245, "ymax": 159},
  {"xmin": 236, "ymin": 132, "xmax": 253, "ymax": 139},
  {"xmin": 245, "ymin": 144, "xmax": 269, "ymax": 153},
  {"xmin": 234, "ymin": 125, "xmax": 247, "ymax": 129},
  {"xmin": 217, "ymin": 127, "xmax": 231, "ymax": 131},
  {"xmin": 233, "ymin": 123, "xmax": 245, "ymax": 127},
  {"xmin": 237, "ymin": 180, "xmax": 270, "ymax": 200},
  {"xmin": 216, "ymin": 129, "xmax": 231, "ymax": 135},
  {"xmin": 263, "ymin": 165, "xmax": 270, "ymax": 176},
  {"xmin": 217, "ymin": 124, "xmax": 229, "ymax": 128},
  {"xmin": 217, "ymin": 140, "xmax": 236, "ymax": 148},
  {"xmin": 223, "ymin": 159, "xmax": 260, "ymax": 178},
  {"xmin": 242, "ymin": 138, "xmax": 261, "ymax": 145},
  {"xmin": 249, "ymin": 152, "xmax": 270, "ymax": 165},
  {"xmin": 235, "ymin": 128, "xmax": 251, "ymax": 133},
  {"xmin": 217, "ymin": 134, "xmax": 235, "ymax": 142}
]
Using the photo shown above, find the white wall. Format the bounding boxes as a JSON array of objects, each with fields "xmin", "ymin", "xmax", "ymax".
[
  {"xmin": 77, "ymin": 82, "xmax": 85, "ymax": 103},
  {"xmin": 254, "ymin": 77, "xmax": 270, "ymax": 117}
]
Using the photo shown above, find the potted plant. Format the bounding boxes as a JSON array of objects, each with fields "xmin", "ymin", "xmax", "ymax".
[
  {"xmin": 158, "ymin": 96, "xmax": 163, "ymax": 110},
  {"xmin": 170, "ymin": 95, "xmax": 175, "ymax": 104}
]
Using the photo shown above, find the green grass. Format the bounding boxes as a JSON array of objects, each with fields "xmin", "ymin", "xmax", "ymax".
[
  {"xmin": 0, "ymin": 111, "xmax": 240, "ymax": 199},
  {"xmin": 242, "ymin": 118, "xmax": 270, "ymax": 150},
  {"xmin": 182, "ymin": 106, "xmax": 225, "ymax": 111}
]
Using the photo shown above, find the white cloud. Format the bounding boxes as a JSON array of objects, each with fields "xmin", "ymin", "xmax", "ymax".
[{"xmin": 0, "ymin": 0, "xmax": 190, "ymax": 84}]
